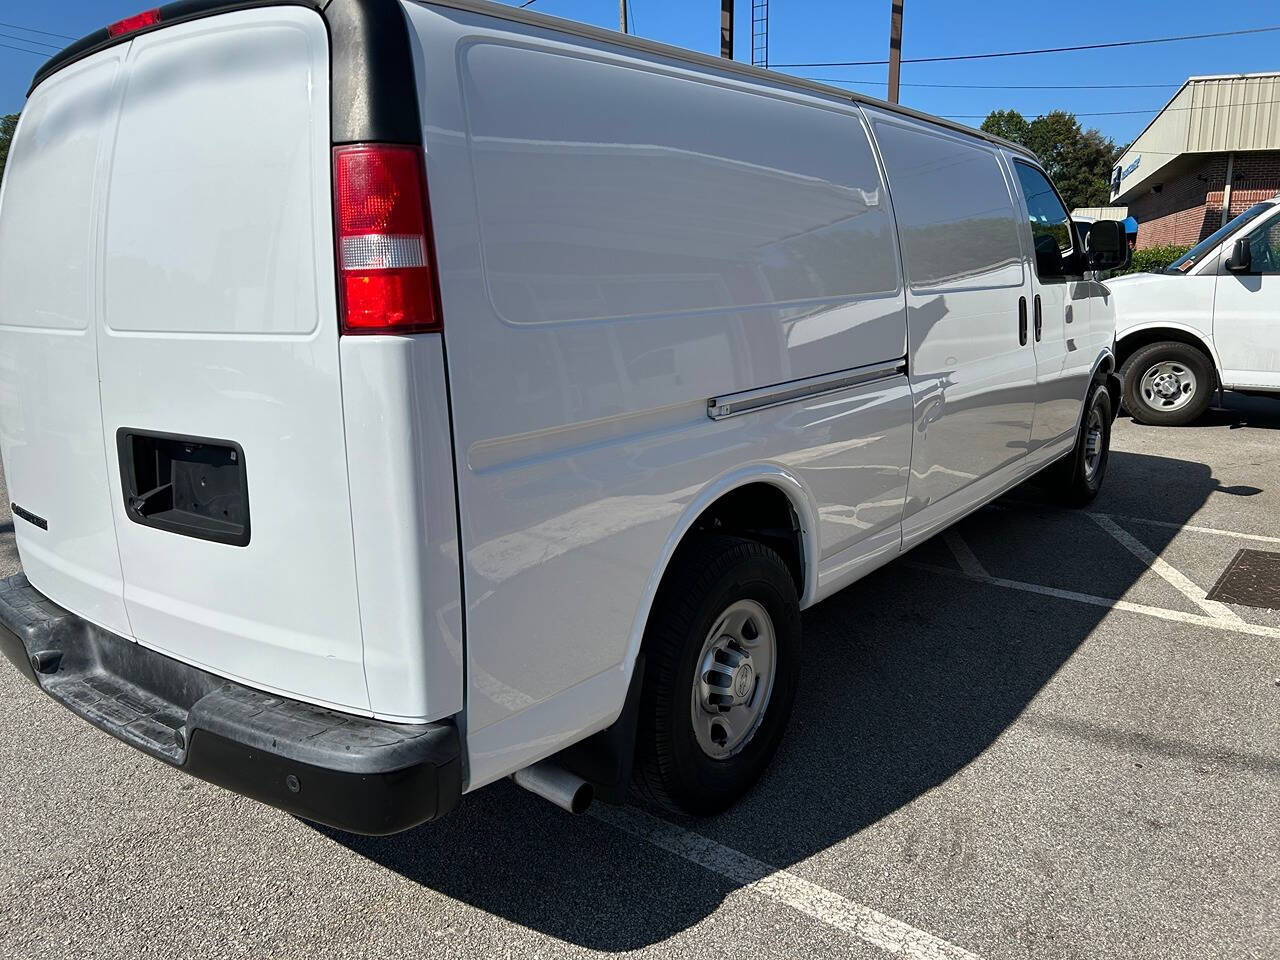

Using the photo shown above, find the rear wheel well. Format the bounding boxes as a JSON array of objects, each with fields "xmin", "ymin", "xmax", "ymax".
[
  {"xmin": 1117, "ymin": 328, "xmax": 1216, "ymax": 382},
  {"xmin": 555, "ymin": 482, "xmax": 806, "ymax": 799},
  {"xmin": 677, "ymin": 483, "xmax": 805, "ymax": 600}
]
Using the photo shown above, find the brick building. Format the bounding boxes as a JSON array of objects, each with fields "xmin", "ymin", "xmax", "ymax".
[{"xmin": 1110, "ymin": 72, "xmax": 1280, "ymax": 249}]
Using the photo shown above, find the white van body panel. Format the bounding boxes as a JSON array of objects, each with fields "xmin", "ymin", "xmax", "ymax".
[
  {"xmin": 1111, "ymin": 272, "xmax": 1218, "ymax": 352},
  {"xmin": 403, "ymin": 2, "xmax": 920, "ymax": 786},
  {"xmin": 1210, "ymin": 205, "xmax": 1280, "ymax": 387},
  {"xmin": 339, "ymin": 335, "xmax": 465, "ymax": 721},
  {"xmin": 1213, "ymin": 282, "xmax": 1280, "ymax": 388},
  {"xmin": 458, "ymin": 381, "xmax": 913, "ymax": 789},
  {"xmin": 860, "ymin": 108, "xmax": 1041, "ymax": 548},
  {"xmin": 0, "ymin": 48, "xmax": 133, "ymax": 638}
]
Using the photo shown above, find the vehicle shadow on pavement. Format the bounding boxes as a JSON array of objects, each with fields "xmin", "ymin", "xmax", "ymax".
[
  {"xmin": 1205, "ymin": 394, "xmax": 1280, "ymax": 431},
  {"xmin": 320, "ymin": 449, "xmax": 1228, "ymax": 951},
  {"xmin": 1129, "ymin": 391, "xmax": 1280, "ymax": 432}
]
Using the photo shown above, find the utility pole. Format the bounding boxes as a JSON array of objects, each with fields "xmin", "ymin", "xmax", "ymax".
[
  {"xmin": 620, "ymin": 0, "xmax": 628, "ymax": 34},
  {"xmin": 887, "ymin": 0, "xmax": 904, "ymax": 103},
  {"xmin": 721, "ymin": 0, "xmax": 734, "ymax": 59}
]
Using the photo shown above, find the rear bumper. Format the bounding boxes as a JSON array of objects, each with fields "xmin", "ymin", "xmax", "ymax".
[{"xmin": 0, "ymin": 573, "xmax": 461, "ymax": 835}]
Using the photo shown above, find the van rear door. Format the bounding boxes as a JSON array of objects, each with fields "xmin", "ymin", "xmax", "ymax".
[
  {"xmin": 96, "ymin": 9, "xmax": 368, "ymax": 712},
  {"xmin": 2, "ymin": 7, "xmax": 370, "ymax": 713},
  {"xmin": 0, "ymin": 48, "xmax": 132, "ymax": 637}
]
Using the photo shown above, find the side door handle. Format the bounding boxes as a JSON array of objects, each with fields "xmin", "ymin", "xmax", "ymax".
[
  {"xmin": 1018, "ymin": 296, "xmax": 1028, "ymax": 346},
  {"xmin": 1033, "ymin": 295, "xmax": 1043, "ymax": 343}
]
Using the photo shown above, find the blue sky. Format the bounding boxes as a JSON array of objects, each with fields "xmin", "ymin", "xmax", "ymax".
[{"xmin": 2, "ymin": 0, "xmax": 1277, "ymax": 146}]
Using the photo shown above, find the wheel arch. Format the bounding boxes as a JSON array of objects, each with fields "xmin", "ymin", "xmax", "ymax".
[
  {"xmin": 622, "ymin": 465, "xmax": 818, "ymax": 671},
  {"xmin": 1068, "ymin": 348, "xmax": 1119, "ymax": 436},
  {"xmin": 636, "ymin": 464, "xmax": 814, "ymax": 651},
  {"xmin": 1091, "ymin": 347, "xmax": 1116, "ymax": 380},
  {"xmin": 554, "ymin": 466, "xmax": 820, "ymax": 797},
  {"xmin": 1116, "ymin": 323, "xmax": 1222, "ymax": 382}
]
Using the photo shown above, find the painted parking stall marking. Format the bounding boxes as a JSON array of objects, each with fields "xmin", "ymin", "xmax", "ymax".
[
  {"xmin": 592, "ymin": 804, "xmax": 984, "ymax": 960},
  {"xmin": 1085, "ymin": 512, "xmax": 1244, "ymax": 622},
  {"xmin": 908, "ymin": 562, "xmax": 1280, "ymax": 640},
  {"xmin": 944, "ymin": 531, "xmax": 989, "ymax": 578}
]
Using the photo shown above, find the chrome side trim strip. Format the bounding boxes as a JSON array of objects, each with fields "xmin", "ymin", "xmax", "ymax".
[{"xmin": 707, "ymin": 358, "xmax": 907, "ymax": 420}]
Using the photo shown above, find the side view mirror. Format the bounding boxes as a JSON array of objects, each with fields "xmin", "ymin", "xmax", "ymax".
[
  {"xmin": 1226, "ymin": 237, "xmax": 1253, "ymax": 273},
  {"xmin": 1084, "ymin": 219, "xmax": 1129, "ymax": 272}
]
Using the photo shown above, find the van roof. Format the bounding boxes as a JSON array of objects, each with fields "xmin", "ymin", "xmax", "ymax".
[
  {"xmin": 30, "ymin": 0, "xmax": 1039, "ymax": 166},
  {"xmin": 416, "ymin": 0, "xmax": 1040, "ymax": 162}
]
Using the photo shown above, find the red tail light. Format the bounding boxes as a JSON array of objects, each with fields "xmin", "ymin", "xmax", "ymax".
[
  {"xmin": 107, "ymin": 9, "xmax": 161, "ymax": 37},
  {"xmin": 332, "ymin": 144, "xmax": 441, "ymax": 335}
]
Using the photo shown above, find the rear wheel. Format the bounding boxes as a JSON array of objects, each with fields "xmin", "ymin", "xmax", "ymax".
[
  {"xmin": 633, "ymin": 535, "xmax": 801, "ymax": 816},
  {"xmin": 1121, "ymin": 341, "xmax": 1214, "ymax": 426}
]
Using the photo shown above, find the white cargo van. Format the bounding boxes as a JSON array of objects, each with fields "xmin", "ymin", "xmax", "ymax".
[
  {"xmin": 0, "ymin": 0, "xmax": 1128, "ymax": 833},
  {"xmin": 1111, "ymin": 195, "xmax": 1280, "ymax": 425}
]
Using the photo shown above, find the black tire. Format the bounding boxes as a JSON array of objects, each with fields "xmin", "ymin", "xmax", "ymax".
[
  {"xmin": 1048, "ymin": 381, "xmax": 1112, "ymax": 506},
  {"xmin": 633, "ymin": 535, "xmax": 801, "ymax": 816},
  {"xmin": 1120, "ymin": 341, "xmax": 1214, "ymax": 426}
]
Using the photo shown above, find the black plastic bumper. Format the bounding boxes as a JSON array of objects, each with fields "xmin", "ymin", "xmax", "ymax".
[{"xmin": 0, "ymin": 573, "xmax": 461, "ymax": 835}]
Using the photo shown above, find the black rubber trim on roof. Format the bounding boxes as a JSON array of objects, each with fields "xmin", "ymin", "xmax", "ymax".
[
  {"xmin": 28, "ymin": 0, "xmax": 321, "ymax": 95},
  {"xmin": 26, "ymin": 0, "xmax": 423, "ymax": 147}
]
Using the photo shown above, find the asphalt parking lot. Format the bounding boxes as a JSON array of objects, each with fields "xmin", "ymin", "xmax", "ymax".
[{"xmin": 1, "ymin": 398, "xmax": 1277, "ymax": 960}]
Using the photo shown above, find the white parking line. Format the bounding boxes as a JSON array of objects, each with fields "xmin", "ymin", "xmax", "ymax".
[
  {"xmin": 1086, "ymin": 513, "xmax": 1244, "ymax": 623},
  {"xmin": 591, "ymin": 804, "xmax": 983, "ymax": 960},
  {"xmin": 908, "ymin": 562, "xmax": 1280, "ymax": 640},
  {"xmin": 944, "ymin": 532, "xmax": 989, "ymax": 578},
  {"xmin": 990, "ymin": 499, "xmax": 1280, "ymax": 546},
  {"xmin": 1100, "ymin": 513, "xmax": 1280, "ymax": 546}
]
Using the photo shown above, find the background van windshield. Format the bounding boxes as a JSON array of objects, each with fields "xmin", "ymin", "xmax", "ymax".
[{"xmin": 1166, "ymin": 202, "xmax": 1274, "ymax": 274}]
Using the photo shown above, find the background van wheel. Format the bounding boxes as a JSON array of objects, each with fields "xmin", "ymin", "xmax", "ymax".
[
  {"xmin": 1121, "ymin": 341, "xmax": 1214, "ymax": 426},
  {"xmin": 633, "ymin": 535, "xmax": 801, "ymax": 816},
  {"xmin": 1049, "ymin": 381, "xmax": 1112, "ymax": 506}
]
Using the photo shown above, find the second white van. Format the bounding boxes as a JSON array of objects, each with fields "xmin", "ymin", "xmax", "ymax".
[
  {"xmin": 1111, "ymin": 195, "xmax": 1280, "ymax": 425},
  {"xmin": 0, "ymin": 0, "xmax": 1128, "ymax": 832}
]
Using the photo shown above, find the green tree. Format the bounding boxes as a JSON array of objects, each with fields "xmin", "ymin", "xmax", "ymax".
[
  {"xmin": 980, "ymin": 108, "xmax": 1121, "ymax": 210},
  {"xmin": 980, "ymin": 109, "xmax": 1031, "ymax": 146},
  {"xmin": 0, "ymin": 113, "xmax": 17, "ymax": 187}
]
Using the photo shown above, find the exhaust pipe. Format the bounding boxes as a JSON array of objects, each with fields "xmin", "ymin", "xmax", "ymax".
[{"xmin": 511, "ymin": 761, "xmax": 593, "ymax": 814}]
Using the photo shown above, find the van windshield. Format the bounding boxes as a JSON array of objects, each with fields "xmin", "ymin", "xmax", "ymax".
[{"xmin": 1165, "ymin": 202, "xmax": 1274, "ymax": 274}]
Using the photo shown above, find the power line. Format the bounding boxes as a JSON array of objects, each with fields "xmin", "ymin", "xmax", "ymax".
[
  {"xmin": 0, "ymin": 41, "xmax": 49, "ymax": 58},
  {"xmin": 796, "ymin": 77, "xmax": 1185, "ymax": 90},
  {"xmin": 940, "ymin": 95, "xmax": 1280, "ymax": 121},
  {"xmin": 772, "ymin": 24, "xmax": 1280, "ymax": 68},
  {"xmin": 518, "ymin": 0, "xmax": 537, "ymax": 7},
  {"xmin": 0, "ymin": 20, "xmax": 75, "ymax": 42},
  {"xmin": 0, "ymin": 31, "xmax": 58, "ymax": 52}
]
